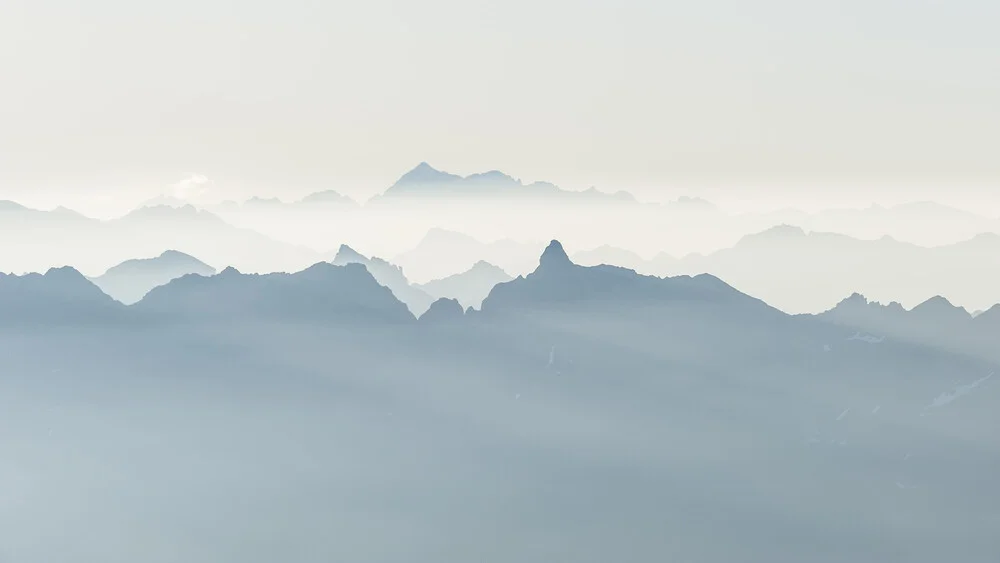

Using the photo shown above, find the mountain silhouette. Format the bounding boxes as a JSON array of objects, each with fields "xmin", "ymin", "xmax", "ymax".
[
  {"xmin": 418, "ymin": 297, "xmax": 465, "ymax": 323},
  {"xmin": 604, "ymin": 226, "xmax": 1000, "ymax": 314},
  {"xmin": 819, "ymin": 292, "xmax": 1000, "ymax": 361},
  {"xmin": 331, "ymin": 245, "xmax": 435, "ymax": 315},
  {"xmin": 374, "ymin": 163, "xmax": 636, "ymax": 204},
  {"xmin": 0, "ymin": 201, "xmax": 323, "ymax": 275},
  {"xmin": 91, "ymin": 250, "xmax": 217, "ymax": 304},
  {"xmin": 135, "ymin": 262, "xmax": 413, "ymax": 323},
  {"xmin": 0, "ymin": 266, "xmax": 125, "ymax": 325},
  {"xmin": 418, "ymin": 261, "xmax": 512, "ymax": 309},
  {"xmin": 482, "ymin": 240, "xmax": 772, "ymax": 317},
  {"xmin": 297, "ymin": 190, "xmax": 357, "ymax": 205},
  {"xmin": 393, "ymin": 228, "xmax": 544, "ymax": 282},
  {"xmin": 741, "ymin": 201, "xmax": 999, "ymax": 247}
]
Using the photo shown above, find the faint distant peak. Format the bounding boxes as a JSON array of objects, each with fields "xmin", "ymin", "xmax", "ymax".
[
  {"xmin": 538, "ymin": 240, "xmax": 573, "ymax": 270},
  {"xmin": 963, "ymin": 232, "xmax": 1000, "ymax": 245},
  {"xmin": 298, "ymin": 190, "xmax": 355, "ymax": 205},
  {"xmin": 0, "ymin": 200, "xmax": 29, "ymax": 211},
  {"xmin": 124, "ymin": 203, "xmax": 211, "ymax": 220},
  {"xmin": 738, "ymin": 224, "xmax": 807, "ymax": 245},
  {"xmin": 333, "ymin": 244, "xmax": 368, "ymax": 264},
  {"xmin": 670, "ymin": 195, "xmax": 717, "ymax": 210},
  {"xmin": 470, "ymin": 260, "xmax": 508, "ymax": 274},
  {"xmin": 159, "ymin": 249, "xmax": 193, "ymax": 260},
  {"xmin": 394, "ymin": 162, "xmax": 462, "ymax": 186},
  {"xmin": 102, "ymin": 250, "xmax": 214, "ymax": 276},
  {"xmin": 245, "ymin": 196, "xmax": 283, "ymax": 206},
  {"xmin": 760, "ymin": 224, "xmax": 807, "ymax": 237},
  {"xmin": 912, "ymin": 295, "xmax": 963, "ymax": 313},
  {"xmin": 465, "ymin": 170, "xmax": 520, "ymax": 186}
]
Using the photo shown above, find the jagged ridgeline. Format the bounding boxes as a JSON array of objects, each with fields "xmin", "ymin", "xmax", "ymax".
[{"xmin": 1, "ymin": 240, "xmax": 998, "ymax": 563}]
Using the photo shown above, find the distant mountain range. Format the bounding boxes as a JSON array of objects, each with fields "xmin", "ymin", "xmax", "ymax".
[
  {"xmin": 393, "ymin": 228, "xmax": 545, "ymax": 283},
  {"xmin": 417, "ymin": 261, "xmax": 512, "ymax": 310},
  {"xmin": 0, "ymin": 202, "xmax": 322, "ymax": 275},
  {"xmin": 331, "ymin": 244, "xmax": 436, "ymax": 316},
  {"xmin": 0, "ymin": 267, "xmax": 125, "ymax": 326},
  {"xmin": 739, "ymin": 201, "xmax": 999, "ymax": 247},
  {"xmin": 137, "ymin": 262, "xmax": 413, "ymax": 323},
  {"xmin": 820, "ymin": 292, "xmax": 1000, "ymax": 362},
  {"xmin": 574, "ymin": 226, "xmax": 1000, "ymax": 313},
  {"xmin": 371, "ymin": 162, "xmax": 638, "ymax": 204},
  {"xmin": 90, "ymin": 250, "xmax": 216, "ymax": 305},
  {"xmin": 7, "ymin": 236, "xmax": 1000, "ymax": 563},
  {"xmin": 143, "ymin": 190, "xmax": 359, "ymax": 211}
]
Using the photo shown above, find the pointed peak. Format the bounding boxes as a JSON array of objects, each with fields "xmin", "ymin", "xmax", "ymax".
[
  {"xmin": 218, "ymin": 266, "xmax": 242, "ymax": 276},
  {"xmin": 913, "ymin": 295, "xmax": 958, "ymax": 310},
  {"xmin": 334, "ymin": 244, "xmax": 368, "ymax": 264},
  {"xmin": 393, "ymin": 162, "xmax": 461, "ymax": 187},
  {"xmin": 538, "ymin": 240, "xmax": 572, "ymax": 269}
]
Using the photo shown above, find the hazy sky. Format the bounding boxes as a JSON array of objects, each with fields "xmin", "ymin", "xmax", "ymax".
[{"xmin": 2, "ymin": 0, "xmax": 998, "ymax": 215}]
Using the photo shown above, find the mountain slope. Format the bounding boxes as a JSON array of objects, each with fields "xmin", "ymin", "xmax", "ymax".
[
  {"xmin": 626, "ymin": 226, "xmax": 1000, "ymax": 313},
  {"xmin": 0, "ymin": 267, "xmax": 126, "ymax": 325},
  {"xmin": 372, "ymin": 162, "xmax": 636, "ymax": 204},
  {"xmin": 482, "ymin": 240, "xmax": 776, "ymax": 317},
  {"xmin": 418, "ymin": 261, "xmax": 512, "ymax": 309},
  {"xmin": 393, "ymin": 228, "xmax": 544, "ymax": 282},
  {"xmin": 331, "ymin": 245, "xmax": 435, "ymax": 316},
  {"xmin": 135, "ymin": 262, "xmax": 414, "ymax": 323},
  {"xmin": 91, "ymin": 250, "xmax": 217, "ymax": 304}
]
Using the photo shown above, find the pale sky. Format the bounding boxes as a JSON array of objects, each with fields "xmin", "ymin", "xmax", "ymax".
[{"xmin": 1, "ymin": 0, "xmax": 998, "ymax": 216}]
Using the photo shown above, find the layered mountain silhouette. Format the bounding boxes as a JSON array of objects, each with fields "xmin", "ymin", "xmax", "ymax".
[
  {"xmin": 136, "ymin": 262, "xmax": 413, "ymax": 323},
  {"xmin": 417, "ymin": 261, "xmax": 512, "ymax": 309},
  {"xmin": 209, "ymin": 190, "xmax": 358, "ymax": 211},
  {"xmin": 418, "ymin": 297, "xmax": 466, "ymax": 323},
  {"xmin": 739, "ymin": 201, "xmax": 999, "ymax": 247},
  {"xmin": 481, "ymin": 240, "xmax": 775, "ymax": 319},
  {"xmin": 371, "ymin": 162, "xmax": 637, "ymax": 204},
  {"xmin": 576, "ymin": 226, "xmax": 1000, "ymax": 313},
  {"xmin": 331, "ymin": 245, "xmax": 435, "ymax": 315},
  {"xmin": 0, "ymin": 202, "xmax": 322, "ymax": 275},
  {"xmin": 393, "ymin": 228, "xmax": 544, "ymax": 282},
  {"xmin": 820, "ymin": 292, "xmax": 1000, "ymax": 361},
  {"xmin": 0, "ymin": 267, "xmax": 125, "ymax": 325},
  {"xmin": 90, "ymin": 250, "xmax": 216, "ymax": 304}
]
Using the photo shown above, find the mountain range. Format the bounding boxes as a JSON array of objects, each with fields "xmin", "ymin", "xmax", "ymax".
[
  {"xmin": 574, "ymin": 226, "xmax": 1000, "ymax": 313},
  {"xmin": 392, "ymin": 228, "xmax": 545, "ymax": 283},
  {"xmin": 417, "ymin": 261, "xmax": 513, "ymax": 310},
  {"xmin": 90, "ymin": 250, "xmax": 216, "ymax": 305},
  {"xmin": 4, "ymin": 238, "xmax": 999, "ymax": 562},
  {"xmin": 820, "ymin": 292, "xmax": 1000, "ymax": 362},
  {"xmin": 331, "ymin": 244, "xmax": 436, "ymax": 316},
  {"xmin": 0, "ymin": 202, "xmax": 322, "ymax": 275},
  {"xmin": 371, "ymin": 162, "xmax": 637, "ymax": 205}
]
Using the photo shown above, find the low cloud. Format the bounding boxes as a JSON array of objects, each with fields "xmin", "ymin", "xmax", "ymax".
[{"xmin": 168, "ymin": 174, "xmax": 211, "ymax": 201}]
